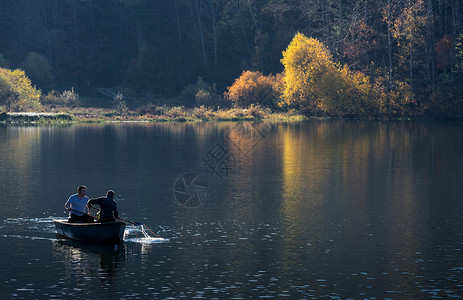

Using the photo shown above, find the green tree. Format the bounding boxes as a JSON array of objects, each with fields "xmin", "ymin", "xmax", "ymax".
[
  {"xmin": 21, "ymin": 52, "xmax": 54, "ymax": 92},
  {"xmin": 0, "ymin": 68, "xmax": 41, "ymax": 111}
]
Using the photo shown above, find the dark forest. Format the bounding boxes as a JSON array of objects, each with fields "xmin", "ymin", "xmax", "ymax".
[{"xmin": 0, "ymin": 0, "xmax": 462, "ymax": 118}]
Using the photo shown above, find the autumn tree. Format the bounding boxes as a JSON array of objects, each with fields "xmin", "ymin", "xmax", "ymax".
[
  {"xmin": 390, "ymin": 0, "xmax": 428, "ymax": 87},
  {"xmin": 342, "ymin": 21, "xmax": 377, "ymax": 70},
  {"xmin": 280, "ymin": 33, "xmax": 334, "ymax": 112},
  {"xmin": 455, "ymin": 33, "xmax": 463, "ymax": 72},
  {"xmin": 225, "ymin": 70, "xmax": 280, "ymax": 108},
  {"xmin": 280, "ymin": 32, "xmax": 386, "ymax": 116},
  {"xmin": 0, "ymin": 67, "xmax": 41, "ymax": 111},
  {"xmin": 317, "ymin": 65, "xmax": 380, "ymax": 116}
]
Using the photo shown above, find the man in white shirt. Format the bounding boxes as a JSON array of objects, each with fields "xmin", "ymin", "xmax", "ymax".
[{"xmin": 65, "ymin": 185, "xmax": 94, "ymax": 223}]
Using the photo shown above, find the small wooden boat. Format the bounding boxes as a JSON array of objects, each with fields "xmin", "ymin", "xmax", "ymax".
[{"xmin": 54, "ymin": 219, "xmax": 126, "ymax": 242}]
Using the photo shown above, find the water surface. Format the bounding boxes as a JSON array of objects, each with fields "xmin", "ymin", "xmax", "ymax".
[{"xmin": 0, "ymin": 121, "xmax": 462, "ymax": 299}]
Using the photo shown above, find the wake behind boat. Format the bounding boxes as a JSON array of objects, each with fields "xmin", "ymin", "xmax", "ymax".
[{"xmin": 54, "ymin": 219, "xmax": 126, "ymax": 242}]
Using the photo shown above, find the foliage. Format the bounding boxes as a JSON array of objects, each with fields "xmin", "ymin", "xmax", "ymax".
[
  {"xmin": 456, "ymin": 34, "xmax": 463, "ymax": 71},
  {"xmin": 61, "ymin": 88, "xmax": 80, "ymax": 106},
  {"xmin": 43, "ymin": 88, "xmax": 80, "ymax": 107},
  {"xmin": 181, "ymin": 77, "xmax": 223, "ymax": 107},
  {"xmin": 421, "ymin": 87, "xmax": 463, "ymax": 118},
  {"xmin": 317, "ymin": 65, "xmax": 380, "ymax": 116},
  {"xmin": 378, "ymin": 80, "xmax": 415, "ymax": 116},
  {"xmin": 390, "ymin": 0, "xmax": 428, "ymax": 50},
  {"xmin": 342, "ymin": 21, "xmax": 377, "ymax": 69},
  {"xmin": 280, "ymin": 33, "xmax": 334, "ymax": 112},
  {"xmin": 435, "ymin": 35, "xmax": 454, "ymax": 70},
  {"xmin": 112, "ymin": 93, "xmax": 128, "ymax": 116},
  {"xmin": 224, "ymin": 70, "xmax": 280, "ymax": 108},
  {"xmin": 21, "ymin": 52, "xmax": 54, "ymax": 92},
  {"xmin": 280, "ymin": 33, "xmax": 384, "ymax": 116},
  {"xmin": 0, "ymin": 68, "xmax": 41, "ymax": 111},
  {"xmin": 137, "ymin": 103, "xmax": 167, "ymax": 116},
  {"xmin": 0, "ymin": 1, "xmax": 462, "ymax": 118}
]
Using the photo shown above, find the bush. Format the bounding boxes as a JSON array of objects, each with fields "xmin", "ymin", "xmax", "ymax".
[
  {"xmin": 373, "ymin": 76, "xmax": 414, "ymax": 116},
  {"xmin": 193, "ymin": 105, "xmax": 211, "ymax": 119},
  {"xmin": 165, "ymin": 106, "xmax": 186, "ymax": 118},
  {"xmin": 61, "ymin": 88, "xmax": 80, "ymax": 105},
  {"xmin": 224, "ymin": 70, "xmax": 281, "ymax": 108},
  {"xmin": 318, "ymin": 65, "xmax": 379, "ymax": 116},
  {"xmin": 243, "ymin": 104, "xmax": 268, "ymax": 118},
  {"xmin": 180, "ymin": 77, "xmax": 223, "ymax": 107},
  {"xmin": 43, "ymin": 88, "xmax": 80, "ymax": 106},
  {"xmin": 0, "ymin": 67, "xmax": 41, "ymax": 111},
  {"xmin": 281, "ymin": 32, "xmax": 383, "ymax": 117},
  {"xmin": 137, "ymin": 103, "xmax": 166, "ymax": 116},
  {"xmin": 21, "ymin": 52, "xmax": 54, "ymax": 92},
  {"xmin": 112, "ymin": 92, "xmax": 128, "ymax": 116}
]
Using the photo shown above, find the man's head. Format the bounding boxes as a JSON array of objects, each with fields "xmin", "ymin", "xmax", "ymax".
[
  {"xmin": 77, "ymin": 185, "xmax": 87, "ymax": 196},
  {"xmin": 106, "ymin": 190, "xmax": 115, "ymax": 198}
]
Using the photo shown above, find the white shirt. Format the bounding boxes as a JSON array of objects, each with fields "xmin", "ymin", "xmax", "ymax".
[{"xmin": 65, "ymin": 194, "xmax": 90, "ymax": 216}]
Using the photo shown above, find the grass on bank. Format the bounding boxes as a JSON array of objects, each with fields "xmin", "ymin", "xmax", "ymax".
[{"xmin": 0, "ymin": 104, "xmax": 306, "ymax": 124}]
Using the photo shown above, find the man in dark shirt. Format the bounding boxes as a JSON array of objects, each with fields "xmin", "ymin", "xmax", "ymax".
[{"xmin": 87, "ymin": 190, "xmax": 120, "ymax": 222}]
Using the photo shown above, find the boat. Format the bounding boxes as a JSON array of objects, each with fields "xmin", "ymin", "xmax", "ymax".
[{"xmin": 54, "ymin": 219, "xmax": 126, "ymax": 242}]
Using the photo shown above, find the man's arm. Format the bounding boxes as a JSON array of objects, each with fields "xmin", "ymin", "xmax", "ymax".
[
  {"xmin": 87, "ymin": 197, "xmax": 103, "ymax": 209},
  {"xmin": 65, "ymin": 196, "xmax": 72, "ymax": 211}
]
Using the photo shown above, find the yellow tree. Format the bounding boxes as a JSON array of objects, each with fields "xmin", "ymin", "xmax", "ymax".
[
  {"xmin": 0, "ymin": 68, "xmax": 41, "ymax": 111},
  {"xmin": 280, "ymin": 32, "xmax": 380, "ymax": 116},
  {"xmin": 280, "ymin": 33, "xmax": 334, "ymax": 112},
  {"xmin": 390, "ymin": 0, "xmax": 428, "ymax": 87}
]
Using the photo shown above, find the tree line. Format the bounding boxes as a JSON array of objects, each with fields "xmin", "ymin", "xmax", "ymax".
[{"xmin": 0, "ymin": 0, "xmax": 462, "ymax": 117}]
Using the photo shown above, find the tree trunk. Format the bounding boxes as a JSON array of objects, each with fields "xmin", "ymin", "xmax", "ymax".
[
  {"xmin": 247, "ymin": 0, "xmax": 258, "ymax": 32},
  {"xmin": 409, "ymin": 31, "xmax": 413, "ymax": 88},
  {"xmin": 387, "ymin": 0, "xmax": 393, "ymax": 90},
  {"xmin": 174, "ymin": 0, "xmax": 182, "ymax": 43},
  {"xmin": 39, "ymin": 2, "xmax": 53, "ymax": 64},
  {"xmin": 193, "ymin": 0, "xmax": 208, "ymax": 66}
]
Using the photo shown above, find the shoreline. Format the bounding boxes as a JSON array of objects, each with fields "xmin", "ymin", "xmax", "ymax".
[
  {"xmin": 1, "ymin": 108, "xmax": 460, "ymax": 125},
  {"xmin": 0, "ymin": 107, "xmax": 308, "ymax": 124}
]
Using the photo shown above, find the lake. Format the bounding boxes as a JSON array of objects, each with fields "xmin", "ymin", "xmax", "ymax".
[{"xmin": 0, "ymin": 120, "xmax": 462, "ymax": 299}]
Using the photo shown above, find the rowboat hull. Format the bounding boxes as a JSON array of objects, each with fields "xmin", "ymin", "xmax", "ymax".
[{"xmin": 54, "ymin": 219, "xmax": 126, "ymax": 242}]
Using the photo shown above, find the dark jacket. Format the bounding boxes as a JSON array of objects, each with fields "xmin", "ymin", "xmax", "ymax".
[{"xmin": 88, "ymin": 196, "xmax": 119, "ymax": 222}]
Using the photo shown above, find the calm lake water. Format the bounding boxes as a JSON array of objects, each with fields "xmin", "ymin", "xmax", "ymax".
[{"xmin": 0, "ymin": 120, "xmax": 462, "ymax": 299}]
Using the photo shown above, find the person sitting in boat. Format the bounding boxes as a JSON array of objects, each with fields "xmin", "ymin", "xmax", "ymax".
[
  {"xmin": 65, "ymin": 185, "xmax": 95, "ymax": 223},
  {"xmin": 87, "ymin": 190, "xmax": 120, "ymax": 223}
]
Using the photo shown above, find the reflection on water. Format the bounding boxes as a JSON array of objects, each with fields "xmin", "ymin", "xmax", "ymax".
[
  {"xmin": 1, "ymin": 121, "xmax": 463, "ymax": 298},
  {"xmin": 52, "ymin": 239, "xmax": 125, "ymax": 287}
]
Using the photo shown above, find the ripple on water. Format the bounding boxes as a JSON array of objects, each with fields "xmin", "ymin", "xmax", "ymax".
[
  {"xmin": 124, "ymin": 237, "xmax": 170, "ymax": 244},
  {"xmin": 2, "ymin": 217, "xmax": 62, "ymax": 241}
]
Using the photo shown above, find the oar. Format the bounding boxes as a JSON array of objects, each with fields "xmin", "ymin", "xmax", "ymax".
[
  {"xmin": 89, "ymin": 206, "xmax": 163, "ymax": 238},
  {"xmin": 121, "ymin": 216, "xmax": 163, "ymax": 238},
  {"xmin": 68, "ymin": 208, "xmax": 97, "ymax": 220},
  {"xmin": 119, "ymin": 216, "xmax": 144, "ymax": 226}
]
